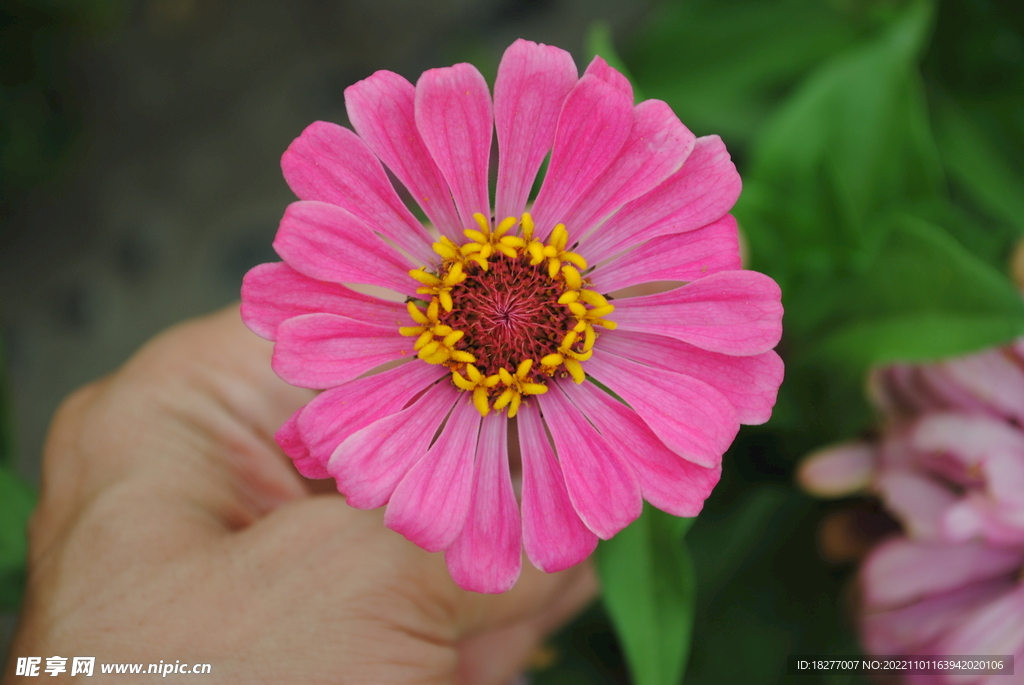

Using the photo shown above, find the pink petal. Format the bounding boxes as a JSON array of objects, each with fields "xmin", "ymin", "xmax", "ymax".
[
  {"xmin": 493, "ymin": 39, "xmax": 578, "ymax": 223},
  {"xmin": 344, "ymin": 70, "xmax": 463, "ymax": 240},
  {"xmin": 275, "ymin": 407, "xmax": 328, "ymax": 479},
  {"xmin": 585, "ymin": 352, "xmax": 739, "ymax": 468},
  {"xmin": 933, "ymin": 584, "xmax": 1024, "ymax": 657},
  {"xmin": 560, "ymin": 381, "xmax": 721, "ymax": 517},
  {"xmin": 328, "ymin": 380, "xmax": 458, "ymax": 509},
  {"xmin": 982, "ymin": 447, "xmax": 1024, "ymax": 503},
  {"xmin": 241, "ymin": 262, "xmax": 405, "ymax": 341},
  {"xmin": 942, "ymin": 500, "xmax": 989, "ymax": 544},
  {"xmin": 272, "ymin": 201, "xmax": 418, "ymax": 297},
  {"xmin": 943, "ymin": 496, "xmax": 1024, "ymax": 547},
  {"xmin": 445, "ymin": 415, "xmax": 523, "ymax": 593},
  {"xmin": 537, "ymin": 385, "xmax": 642, "ymax": 539},
  {"xmin": 583, "ymin": 55, "xmax": 633, "ymax": 100},
  {"xmin": 518, "ymin": 404, "xmax": 598, "ymax": 572},
  {"xmin": 596, "ymin": 329, "xmax": 783, "ymax": 425},
  {"xmin": 861, "ymin": 537, "xmax": 1024, "ymax": 609},
  {"xmin": 564, "ymin": 98, "xmax": 695, "ymax": 239},
  {"xmin": 414, "ymin": 64, "xmax": 493, "ymax": 230},
  {"xmin": 939, "ymin": 348, "xmax": 1024, "ymax": 423},
  {"xmin": 298, "ymin": 361, "xmax": 446, "ymax": 464},
  {"xmin": 280, "ymin": 121, "xmax": 435, "ymax": 264},
  {"xmin": 913, "ymin": 413, "xmax": 1024, "ymax": 471},
  {"xmin": 876, "ymin": 469, "xmax": 959, "ymax": 540},
  {"xmin": 797, "ymin": 441, "xmax": 878, "ymax": 497},
  {"xmin": 611, "ymin": 270, "xmax": 783, "ymax": 356},
  {"xmin": 918, "ymin": 364, "xmax": 1002, "ymax": 417},
  {"xmin": 529, "ymin": 74, "xmax": 633, "ymax": 237},
  {"xmin": 868, "ymin": 365, "xmax": 948, "ymax": 418},
  {"xmin": 591, "ymin": 215, "xmax": 741, "ymax": 293},
  {"xmin": 384, "ymin": 396, "xmax": 482, "ymax": 552},
  {"xmin": 271, "ymin": 313, "xmax": 411, "ymax": 389},
  {"xmin": 580, "ymin": 135, "xmax": 741, "ymax": 264},
  {"xmin": 862, "ymin": 578, "xmax": 1015, "ymax": 655}
]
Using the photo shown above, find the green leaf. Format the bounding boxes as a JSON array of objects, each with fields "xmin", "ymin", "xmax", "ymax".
[
  {"xmin": 595, "ymin": 505, "xmax": 696, "ymax": 685},
  {"xmin": 933, "ymin": 97, "xmax": 1024, "ymax": 234},
  {"xmin": 0, "ymin": 466, "xmax": 34, "ymax": 611},
  {"xmin": 683, "ymin": 484, "xmax": 866, "ymax": 685},
  {"xmin": 0, "ymin": 336, "xmax": 13, "ymax": 469},
  {"xmin": 747, "ymin": 0, "xmax": 941, "ymax": 263},
  {"xmin": 627, "ymin": 0, "xmax": 875, "ymax": 143},
  {"xmin": 811, "ymin": 212, "xmax": 1024, "ymax": 369},
  {"xmin": 585, "ymin": 20, "xmax": 645, "ymax": 102}
]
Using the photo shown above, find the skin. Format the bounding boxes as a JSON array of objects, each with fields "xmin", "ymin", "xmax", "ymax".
[{"xmin": 5, "ymin": 307, "xmax": 596, "ymax": 684}]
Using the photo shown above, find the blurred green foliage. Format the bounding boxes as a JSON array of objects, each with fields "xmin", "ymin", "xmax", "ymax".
[
  {"xmin": 0, "ymin": 0, "xmax": 126, "ymax": 225},
  {"xmin": 539, "ymin": 1, "xmax": 1024, "ymax": 684},
  {"xmin": 595, "ymin": 507, "xmax": 696, "ymax": 685},
  {"xmin": 0, "ymin": 340, "xmax": 33, "ymax": 613},
  {"xmin": 0, "ymin": 0, "xmax": 116, "ymax": 613}
]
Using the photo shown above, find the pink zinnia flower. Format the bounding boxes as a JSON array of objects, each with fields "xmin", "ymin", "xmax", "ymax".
[
  {"xmin": 800, "ymin": 342, "xmax": 1024, "ymax": 680},
  {"xmin": 241, "ymin": 39, "xmax": 784, "ymax": 593}
]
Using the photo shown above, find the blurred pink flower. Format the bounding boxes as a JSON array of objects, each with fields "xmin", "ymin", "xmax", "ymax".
[
  {"xmin": 242, "ymin": 39, "xmax": 784, "ymax": 593},
  {"xmin": 800, "ymin": 342, "xmax": 1024, "ymax": 680}
]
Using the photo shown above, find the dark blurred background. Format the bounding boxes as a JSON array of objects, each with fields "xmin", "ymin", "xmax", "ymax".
[{"xmin": 2, "ymin": 0, "xmax": 1022, "ymax": 682}]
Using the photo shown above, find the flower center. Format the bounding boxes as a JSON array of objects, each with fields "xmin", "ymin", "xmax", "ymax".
[
  {"xmin": 399, "ymin": 213, "xmax": 617, "ymax": 417},
  {"xmin": 445, "ymin": 255, "xmax": 573, "ymax": 377}
]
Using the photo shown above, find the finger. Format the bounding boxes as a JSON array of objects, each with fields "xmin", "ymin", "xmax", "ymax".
[
  {"xmin": 240, "ymin": 495, "xmax": 598, "ymax": 675},
  {"xmin": 456, "ymin": 563, "xmax": 597, "ymax": 685},
  {"xmin": 35, "ymin": 306, "xmax": 315, "ymax": 547}
]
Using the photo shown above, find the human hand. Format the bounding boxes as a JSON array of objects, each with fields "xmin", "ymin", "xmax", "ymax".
[{"xmin": 5, "ymin": 306, "xmax": 596, "ymax": 684}]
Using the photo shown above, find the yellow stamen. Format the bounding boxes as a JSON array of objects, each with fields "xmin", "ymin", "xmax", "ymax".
[
  {"xmin": 526, "ymin": 242, "xmax": 545, "ymax": 265},
  {"xmin": 417, "ymin": 340, "xmax": 440, "ymax": 359},
  {"xmin": 494, "ymin": 215, "xmax": 517, "ymax": 237},
  {"xmin": 473, "ymin": 212, "xmax": 491, "ymax": 235},
  {"xmin": 509, "ymin": 394, "xmax": 522, "ymax": 418},
  {"xmin": 588, "ymin": 304, "xmax": 615, "ymax": 318},
  {"xmin": 452, "ymin": 363, "xmax": 501, "ymax": 417},
  {"xmin": 432, "ymin": 236, "xmax": 461, "ymax": 261},
  {"xmin": 564, "ymin": 252, "xmax": 588, "ymax": 270},
  {"xmin": 540, "ymin": 353, "xmax": 564, "ymax": 367},
  {"xmin": 425, "ymin": 348, "xmax": 451, "ymax": 365},
  {"xmin": 400, "ymin": 212, "xmax": 616, "ymax": 407},
  {"xmin": 407, "ymin": 301, "xmax": 429, "ymax": 324},
  {"xmin": 473, "ymin": 387, "xmax": 491, "ymax": 416},
  {"xmin": 413, "ymin": 330, "xmax": 434, "ymax": 350},
  {"xmin": 495, "ymin": 243, "xmax": 519, "ymax": 259},
  {"xmin": 493, "ymin": 388, "xmax": 514, "ymax": 411},
  {"xmin": 521, "ymin": 212, "xmax": 535, "ymax": 241},
  {"xmin": 409, "ymin": 268, "xmax": 442, "ymax": 287},
  {"xmin": 463, "ymin": 228, "xmax": 489, "ymax": 244},
  {"xmin": 547, "ymin": 257, "xmax": 561, "ymax": 279},
  {"xmin": 491, "ymin": 358, "xmax": 548, "ymax": 417},
  {"xmin": 549, "ymin": 224, "xmax": 568, "ymax": 251},
  {"xmin": 564, "ymin": 358, "xmax": 586, "ymax": 384},
  {"xmin": 562, "ymin": 265, "xmax": 582, "ymax": 291}
]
